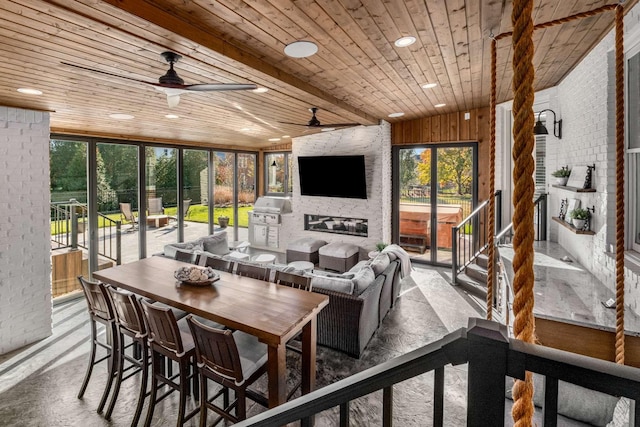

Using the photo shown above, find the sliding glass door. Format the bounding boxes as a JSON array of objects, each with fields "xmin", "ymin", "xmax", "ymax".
[{"xmin": 395, "ymin": 143, "xmax": 476, "ymax": 265}]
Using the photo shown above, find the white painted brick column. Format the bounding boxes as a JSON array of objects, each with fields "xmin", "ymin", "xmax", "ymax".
[{"xmin": 0, "ymin": 106, "xmax": 52, "ymax": 355}]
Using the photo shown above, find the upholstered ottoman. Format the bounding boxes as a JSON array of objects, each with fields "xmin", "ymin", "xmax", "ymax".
[
  {"xmin": 319, "ymin": 242, "xmax": 360, "ymax": 273},
  {"xmin": 286, "ymin": 237, "xmax": 327, "ymax": 264}
]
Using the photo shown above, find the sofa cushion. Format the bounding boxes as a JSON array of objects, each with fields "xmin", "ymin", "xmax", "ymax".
[
  {"xmin": 352, "ymin": 266, "xmax": 376, "ymax": 295},
  {"xmin": 199, "ymin": 232, "xmax": 229, "ymax": 255},
  {"xmin": 349, "ymin": 260, "xmax": 371, "ymax": 273},
  {"xmin": 310, "ymin": 274, "xmax": 354, "ymax": 295},
  {"xmin": 164, "ymin": 241, "xmax": 203, "ymax": 259},
  {"xmin": 370, "ymin": 253, "xmax": 391, "ymax": 276}
]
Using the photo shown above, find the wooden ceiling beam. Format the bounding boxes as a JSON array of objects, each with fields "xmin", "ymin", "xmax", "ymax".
[{"xmin": 96, "ymin": 0, "xmax": 378, "ymax": 126}]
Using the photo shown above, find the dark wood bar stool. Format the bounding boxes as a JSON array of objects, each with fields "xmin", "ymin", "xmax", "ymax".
[
  {"xmin": 104, "ymin": 287, "xmax": 149, "ymax": 425},
  {"xmin": 76, "ymin": 276, "xmax": 118, "ymax": 414},
  {"xmin": 186, "ymin": 315, "xmax": 268, "ymax": 425},
  {"xmin": 140, "ymin": 299, "xmax": 200, "ymax": 427}
]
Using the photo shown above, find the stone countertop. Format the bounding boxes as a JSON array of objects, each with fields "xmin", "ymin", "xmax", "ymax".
[{"xmin": 499, "ymin": 241, "xmax": 640, "ymax": 337}]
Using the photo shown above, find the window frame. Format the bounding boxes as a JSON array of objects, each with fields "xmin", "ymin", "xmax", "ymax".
[{"xmin": 626, "ymin": 39, "xmax": 640, "ymax": 253}]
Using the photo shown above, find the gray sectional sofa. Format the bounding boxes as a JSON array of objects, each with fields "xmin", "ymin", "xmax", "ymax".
[{"xmin": 157, "ymin": 233, "xmax": 406, "ymax": 358}]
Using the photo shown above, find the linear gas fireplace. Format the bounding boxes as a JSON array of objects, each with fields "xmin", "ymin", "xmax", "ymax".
[{"xmin": 304, "ymin": 214, "xmax": 368, "ymax": 237}]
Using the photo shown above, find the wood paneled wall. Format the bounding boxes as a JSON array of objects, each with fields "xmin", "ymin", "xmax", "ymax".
[{"xmin": 391, "ymin": 107, "xmax": 491, "ymax": 202}]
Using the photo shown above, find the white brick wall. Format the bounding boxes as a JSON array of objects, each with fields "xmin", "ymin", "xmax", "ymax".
[
  {"xmin": 0, "ymin": 106, "xmax": 52, "ymax": 355},
  {"xmin": 280, "ymin": 121, "xmax": 392, "ymax": 255},
  {"xmin": 547, "ymin": 3, "xmax": 640, "ymax": 313}
]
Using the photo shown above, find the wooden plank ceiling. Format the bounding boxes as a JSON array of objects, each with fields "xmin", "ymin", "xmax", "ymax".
[{"xmin": 0, "ymin": 0, "xmax": 635, "ymax": 149}]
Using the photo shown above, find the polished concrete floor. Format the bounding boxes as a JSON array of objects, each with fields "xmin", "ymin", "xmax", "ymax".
[
  {"xmin": 3, "ymin": 250, "xmax": 618, "ymax": 427},
  {"xmin": 0, "ymin": 265, "xmax": 484, "ymax": 426}
]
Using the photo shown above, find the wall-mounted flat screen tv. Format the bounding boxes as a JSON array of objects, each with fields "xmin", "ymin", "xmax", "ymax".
[{"xmin": 298, "ymin": 155, "xmax": 367, "ymax": 199}]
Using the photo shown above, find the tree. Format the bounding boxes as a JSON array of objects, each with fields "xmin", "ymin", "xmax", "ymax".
[
  {"xmin": 417, "ymin": 149, "xmax": 431, "ymax": 186},
  {"xmin": 437, "ymin": 147, "xmax": 472, "ymax": 195},
  {"xmin": 399, "ymin": 150, "xmax": 418, "ymax": 193}
]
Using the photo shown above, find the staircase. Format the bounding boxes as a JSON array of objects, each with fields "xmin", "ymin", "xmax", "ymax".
[{"xmin": 456, "ymin": 253, "xmax": 489, "ymax": 300}]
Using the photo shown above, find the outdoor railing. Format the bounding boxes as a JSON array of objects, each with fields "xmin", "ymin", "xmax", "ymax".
[
  {"xmin": 451, "ymin": 191, "xmax": 502, "ymax": 284},
  {"xmin": 50, "ymin": 200, "xmax": 121, "ymax": 265},
  {"xmin": 451, "ymin": 192, "xmax": 547, "ymax": 284},
  {"xmin": 235, "ymin": 318, "xmax": 640, "ymax": 426}
]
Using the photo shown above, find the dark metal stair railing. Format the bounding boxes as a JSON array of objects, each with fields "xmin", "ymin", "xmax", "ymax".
[
  {"xmin": 235, "ymin": 318, "xmax": 640, "ymax": 427},
  {"xmin": 451, "ymin": 192, "xmax": 547, "ymax": 284},
  {"xmin": 50, "ymin": 199, "xmax": 122, "ymax": 265},
  {"xmin": 451, "ymin": 190, "xmax": 502, "ymax": 284}
]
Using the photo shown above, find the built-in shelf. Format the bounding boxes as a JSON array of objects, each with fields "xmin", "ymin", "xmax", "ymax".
[
  {"xmin": 552, "ymin": 217, "xmax": 595, "ymax": 235},
  {"xmin": 551, "ymin": 185, "xmax": 596, "ymax": 193}
]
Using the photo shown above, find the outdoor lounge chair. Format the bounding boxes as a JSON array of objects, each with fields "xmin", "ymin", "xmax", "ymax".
[
  {"xmin": 119, "ymin": 203, "xmax": 138, "ymax": 231},
  {"xmin": 147, "ymin": 197, "xmax": 164, "ymax": 216}
]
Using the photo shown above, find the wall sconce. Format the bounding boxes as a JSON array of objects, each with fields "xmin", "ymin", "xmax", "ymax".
[
  {"xmin": 270, "ymin": 160, "xmax": 277, "ymax": 184},
  {"xmin": 533, "ymin": 109, "xmax": 562, "ymax": 139}
]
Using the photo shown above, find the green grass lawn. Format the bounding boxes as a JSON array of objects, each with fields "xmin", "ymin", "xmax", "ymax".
[{"xmin": 51, "ymin": 205, "xmax": 252, "ymax": 234}]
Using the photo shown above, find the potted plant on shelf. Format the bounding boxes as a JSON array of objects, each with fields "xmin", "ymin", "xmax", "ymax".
[
  {"xmin": 569, "ymin": 207, "xmax": 589, "ymax": 230},
  {"xmin": 551, "ymin": 166, "xmax": 571, "ymax": 186}
]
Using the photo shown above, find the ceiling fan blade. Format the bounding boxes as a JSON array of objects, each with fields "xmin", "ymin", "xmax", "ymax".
[
  {"xmin": 185, "ymin": 83, "xmax": 257, "ymax": 91},
  {"xmin": 318, "ymin": 123, "xmax": 360, "ymax": 128},
  {"xmin": 278, "ymin": 121, "xmax": 360, "ymax": 128},
  {"xmin": 62, "ymin": 62, "xmax": 157, "ymax": 86}
]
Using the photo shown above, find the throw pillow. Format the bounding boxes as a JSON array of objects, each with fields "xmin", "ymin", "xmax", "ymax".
[
  {"xmin": 606, "ymin": 397, "xmax": 633, "ymax": 427},
  {"xmin": 348, "ymin": 260, "xmax": 370, "ymax": 273},
  {"xmin": 200, "ymin": 232, "xmax": 229, "ymax": 255},
  {"xmin": 370, "ymin": 253, "xmax": 391, "ymax": 275}
]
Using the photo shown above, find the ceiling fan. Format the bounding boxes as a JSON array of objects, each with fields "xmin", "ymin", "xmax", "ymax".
[
  {"xmin": 279, "ymin": 107, "xmax": 361, "ymax": 128},
  {"xmin": 62, "ymin": 51, "xmax": 257, "ymax": 107}
]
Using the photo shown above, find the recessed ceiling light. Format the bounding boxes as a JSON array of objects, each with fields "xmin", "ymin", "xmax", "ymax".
[
  {"xmin": 268, "ymin": 138, "xmax": 281, "ymax": 142},
  {"xmin": 388, "ymin": 112, "xmax": 405, "ymax": 118},
  {"xmin": 241, "ymin": 128, "xmax": 251, "ymax": 132},
  {"xmin": 422, "ymin": 83, "xmax": 438, "ymax": 89},
  {"xmin": 434, "ymin": 103, "xmax": 446, "ymax": 108},
  {"xmin": 17, "ymin": 88, "xmax": 42, "ymax": 95},
  {"xmin": 321, "ymin": 128, "xmax": 335, "ymax": 132},
  {"xmin": 284, "ymin": 41, "xmax": 318, "ymax": 58},
  {"xmin": 282, "ymin": 135, "xmax": 290, "ymax": 138},
  {"xmin": 109, "ymin": 113, "xmax": 135, "ymax": 120},
  {"xmin": 165, "ymin": 114, "xmax": 179, "ymax": 119},
  {"xmin": 252, "ymin": 87, "xmax": 269, "ymax": 93},
  {"xmin": 394, "ymin": 36, "xmax": 416, "ymax": 47}
]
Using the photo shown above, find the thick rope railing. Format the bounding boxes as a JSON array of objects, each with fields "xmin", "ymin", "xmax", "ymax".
[
  {"xmin": 510, "ymin": 0, "xmax": 536, "ymax": 425},
  {"xmin": 487, "ymin": 37, "xmax": 497, "ymax": 321},
  {"xmin": 615, "ymin": 4, "xmax": 625, "ymax": 365},
  {"xmin": 495, "ymin": 4, "xmax": 617, "ymax": 40}
]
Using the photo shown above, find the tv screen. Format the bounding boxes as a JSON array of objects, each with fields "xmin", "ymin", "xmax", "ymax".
[{"xmin": 298, "ymin": 155, "xmax": 367, "ymax": 199}]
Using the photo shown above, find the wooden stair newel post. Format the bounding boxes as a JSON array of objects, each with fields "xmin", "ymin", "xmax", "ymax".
[{"xmin": 510, "ymin": 0, "xmax": 536, "ymax": 425}]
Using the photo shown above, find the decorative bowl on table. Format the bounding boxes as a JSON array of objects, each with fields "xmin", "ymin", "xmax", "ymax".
[{"xmin": 174, "ymin": 266, "xmax": 220, "ymax": 286}]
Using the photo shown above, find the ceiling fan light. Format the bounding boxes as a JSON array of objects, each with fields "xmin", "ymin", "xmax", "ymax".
[
  {"xmin": 284, "ymin": 41, "xmax": 318, "ymax": 58},
  {"xmin": 167, "ymin": 94, "xmax": 180, "ymax": 108}
]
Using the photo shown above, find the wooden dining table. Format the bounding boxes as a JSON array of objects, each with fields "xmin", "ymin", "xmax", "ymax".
[{"xmin": 93, "ymin": 256, "xmax": 329, "ymax": 408}]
